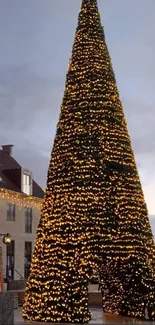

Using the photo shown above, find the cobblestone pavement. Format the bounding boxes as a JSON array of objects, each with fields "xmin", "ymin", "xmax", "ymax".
[{"xmin": 14, "ymin": 307, "xmax": 155, "ymax": 325}]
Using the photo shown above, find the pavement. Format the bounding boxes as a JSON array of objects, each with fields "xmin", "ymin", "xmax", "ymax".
[{"xmin": 14, "ymin": 307, "xmax": 155, "ymax": 325}]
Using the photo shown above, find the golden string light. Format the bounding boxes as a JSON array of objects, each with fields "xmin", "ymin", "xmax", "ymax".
[
  {"xmin": 0, "ymin": 188, "xmax": 42, "ymax": 209},
  {"xmin": 23, "ymin": 0, "xmax": 155, "ymax": 322}
]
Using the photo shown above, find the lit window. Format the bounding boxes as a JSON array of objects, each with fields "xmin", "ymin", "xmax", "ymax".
[
  {"xmin": 23, "ymin": 173, "xmax": 31, "ymax": 195},
  {"xmin": 25, "ymin": 208, "xmax": 32, "ymax": 233},
  {"xmin": 7, "ymin": 203, "xmax": 15, "ymax": 221}
]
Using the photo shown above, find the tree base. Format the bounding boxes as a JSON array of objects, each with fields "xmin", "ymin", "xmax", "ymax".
[{"xmin": 23, "ymin": 310, "xmax": 91, "ymax": 323}]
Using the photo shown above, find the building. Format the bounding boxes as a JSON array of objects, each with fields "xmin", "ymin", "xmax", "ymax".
[
  {"xmin": 0, "ymin": 144, "xmax": 44, "ymax": 281},
  {"xmin": 150, "ymin": 215, "xmax": 155, "ymax": 238}
]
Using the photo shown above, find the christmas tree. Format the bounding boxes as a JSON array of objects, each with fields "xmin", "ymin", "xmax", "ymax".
[{"xmin": 23, "ymin": 0, "xmax": 155, "ymax": 322}]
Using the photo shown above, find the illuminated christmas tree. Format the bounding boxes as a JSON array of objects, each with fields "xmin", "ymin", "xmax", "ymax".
[{"xmin": 23, "ymin": 0, "xmax": 155, "ymax": 322}]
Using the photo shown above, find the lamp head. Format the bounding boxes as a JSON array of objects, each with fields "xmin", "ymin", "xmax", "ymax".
[{"xmin": 3, "ymin": 233, "xmax": 12, "ymax": 245}]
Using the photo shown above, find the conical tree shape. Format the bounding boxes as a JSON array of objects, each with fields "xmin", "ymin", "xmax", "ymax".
[{"xmin": 23, "ymin": 0, "xmax": 155, "ymax": 322}]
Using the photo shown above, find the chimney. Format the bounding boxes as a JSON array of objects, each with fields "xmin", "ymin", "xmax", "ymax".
[{"xmin": 1, "ymin": 145, "xmax": 14, "ymax": 156}]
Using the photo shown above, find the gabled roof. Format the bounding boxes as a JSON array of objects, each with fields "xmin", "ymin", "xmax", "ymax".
[{"xmin": 0, "ymin": 147, "xmax": 44, "ymax": 199}]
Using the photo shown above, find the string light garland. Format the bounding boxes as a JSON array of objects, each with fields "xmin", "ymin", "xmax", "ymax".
[
  {"xmin": 23, "ymin": 0, "xmax": 155, "ymax": 322},
  {"xmin": 0, "ymin": 188, "xmax": 42, "ymax": 209}
]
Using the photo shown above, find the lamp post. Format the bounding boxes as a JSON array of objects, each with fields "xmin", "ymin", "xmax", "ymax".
[
  {"xmin": 0, "ymin": 233, "xmax": 12, "ymax": 292},
  {"xmin": 0, "ymin": 233, "xmax": 14, "ymax": 324}
]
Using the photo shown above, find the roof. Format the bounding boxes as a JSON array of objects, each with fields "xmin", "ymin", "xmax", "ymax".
[{"xmin": 0, "ymin": 147, "xmax": 44, "ymax": 199}]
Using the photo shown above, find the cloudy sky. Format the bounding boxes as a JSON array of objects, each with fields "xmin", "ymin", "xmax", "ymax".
[{"xmin": 0, "ymin": 0, "xmax": 155, "ymax": 219}]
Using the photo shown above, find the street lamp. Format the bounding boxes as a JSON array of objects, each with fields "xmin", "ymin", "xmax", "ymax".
[
  {"xmin": 0, "ymin": 233, "xmax": 12, "ymax": 245},
  {"xmin": 0, "ymin": 233, "xmax": 12, "ymax": 291}
]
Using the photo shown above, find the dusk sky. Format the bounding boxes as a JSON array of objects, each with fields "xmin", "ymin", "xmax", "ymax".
[{"xmin": 0, "ymin": 0, "xmax": 155, "ymax": 222}]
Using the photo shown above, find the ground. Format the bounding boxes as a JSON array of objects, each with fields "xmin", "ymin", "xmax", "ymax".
[{"xmin": 14, "ymin": 307, "xmax": 155, "ymax": 325}]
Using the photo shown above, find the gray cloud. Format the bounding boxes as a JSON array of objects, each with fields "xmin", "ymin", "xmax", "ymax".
[
  {"xmin": 123, "ymin": 100, "xmax": 155, "ymax": 155},
  {"xmin": 0, "ymin": 62, "xmax": 63, "ymax": 132},
  {"xmin": 149, "ymin": 216, "xmax": 155, "ymax": 238},
  {"xmin": 0, "ymin": 63, "xmax": 61, "ymax": 188}
]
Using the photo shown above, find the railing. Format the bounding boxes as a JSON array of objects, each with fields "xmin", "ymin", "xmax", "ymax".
[
  {"xmin": 14, "ymin": 269, "xmax": 24, "ymax": 280},
  {"xmin": 5, "ymin": 267, "xmax": 24, "ymax": 280},
  {"xmin": 24, "ymin": 265, "xmax": 31, "ymax": 279},
  {"xmin": 5, "ymin": 266, "xmax": 31, "ymax": 280}
]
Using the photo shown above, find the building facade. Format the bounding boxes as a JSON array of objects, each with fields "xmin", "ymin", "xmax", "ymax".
[
  {"xmin": 150, "ymin": 215, "xmax": 155, "ymax": 238},
  {"xmin": 0, "ymin": 145, "xmax": 44, "ymax": 280}
]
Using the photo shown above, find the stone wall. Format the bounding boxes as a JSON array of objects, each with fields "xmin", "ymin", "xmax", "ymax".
[
  {"xmin": 0, "ymin": 292, "xmax": 14, "ymax": 325},
  {"xmin": 7, "ymin": 279, "xmax": 26, "ymax": 291}
]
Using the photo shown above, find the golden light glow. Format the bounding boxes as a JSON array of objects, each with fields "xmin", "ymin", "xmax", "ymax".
[
  {"xmin": 0, "ymin": 188, "xmax": 42, "ymax": 209},
  {"xmin": 23, "ymin": 0, "xmax": 155, "ymax": 322}
]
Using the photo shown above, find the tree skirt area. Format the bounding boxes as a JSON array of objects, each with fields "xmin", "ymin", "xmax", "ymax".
[{"xmin": 15, "ymin": 307, "xmax": 155, "ymax": 325}]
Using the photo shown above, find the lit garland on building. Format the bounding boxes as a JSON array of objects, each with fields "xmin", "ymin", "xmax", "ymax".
[
  {"xmin": 23, "ymin": 0, "xmax": 155, "ymax": 322},
  {"xmin": 0, "ymin": 188, "xmax": 42, "ymax": 209}
]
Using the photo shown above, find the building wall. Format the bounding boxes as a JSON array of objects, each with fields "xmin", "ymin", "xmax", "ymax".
[
  {"xmin": 150, "ymin": 215, "xmax": 155, "ymax": 238},
  {"xmin": 0, "ymin": 198, "xmax": 41, "ymax": 280}
]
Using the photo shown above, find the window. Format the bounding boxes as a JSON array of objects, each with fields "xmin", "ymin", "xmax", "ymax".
[
  {"xmin": 7, "ymin": 203, "xmax": 15, "ymax": 221},
  {"xmin": 25, "ymin": 208, "xmax": 32, "ymax": 233},
  {"xmin": 24, "ymin": 241, "xmax": 32, "ymax": 279},
  {"xmin": 0, "ymin": 176, "xmax": 4, "ymax": 183},
  {"xmin": 6, "ymin": 240, "xmax": 14, "ymax": 280},
  {"xmin": 23, "ymin": 173, "xmax": 31, "ymax": 195}
]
